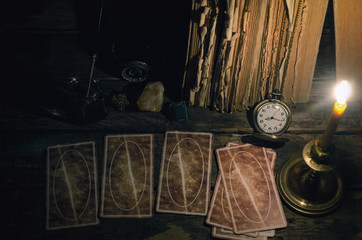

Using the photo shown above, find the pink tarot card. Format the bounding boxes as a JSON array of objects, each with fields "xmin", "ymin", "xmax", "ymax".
[
  {"xmin": 205, "ymin": 173, "xmax": 234, "ymax": 230},
  {"xmin": 215, "ymin": 144, "xmax": 287, "ymax": 234},
  {"xmin": 156, "ymin": 131, "xmax": 213, "ymax": 215},
  {"xmin": 226, "ymin": 143, "xmax": 276, "ymax": 170},
  {"xmin": 206, "ymin": 143, "xmax": 277, "ymax": 237},
  {"xmin": 100, "ymin": 134, "xmax": 154, "ymax": 218},
  {"xmin": 211, "ymin": 227, "xmax": 268, "ymax": 240}
]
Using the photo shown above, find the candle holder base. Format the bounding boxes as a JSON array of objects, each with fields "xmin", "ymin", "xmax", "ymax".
[{"xmin": 276, "ymin": 156, "xmax": 345, "ymax": 216}]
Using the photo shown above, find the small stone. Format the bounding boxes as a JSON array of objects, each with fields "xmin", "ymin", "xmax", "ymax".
[{"xmin": 137, "ymin": 81, "xmax": 164, "ymax": 112}]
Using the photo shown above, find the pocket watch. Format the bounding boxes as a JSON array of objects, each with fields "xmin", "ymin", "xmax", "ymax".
[{"xmin": 251, "ymin": 90, "xmax": 292, "ymax": 142}]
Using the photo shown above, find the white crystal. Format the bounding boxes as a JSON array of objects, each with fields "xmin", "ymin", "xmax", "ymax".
[{"xmin": 137, "ymin": 81, "xmax": 164, "ymax": 112}]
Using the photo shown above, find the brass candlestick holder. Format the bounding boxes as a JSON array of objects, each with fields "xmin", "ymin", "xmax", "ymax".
[{"xmin": 276, "ymin": 139, "xmax": 345, "ymax": 216}]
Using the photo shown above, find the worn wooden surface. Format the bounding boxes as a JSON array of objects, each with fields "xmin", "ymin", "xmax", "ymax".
[
  {"xmin": 282, "ymin": 0, "xmax": 329, "ymax": 103},
  {"xmin": 1, "ymin": 122, "xmax": 362, "ymax": 240},
  {"xmin": 1, "ymin": 85, "xmax": 362, "ymax": 240},
  {"xmin": 334, "ymin": 0, "xmax": 362, "ymax": 101}
]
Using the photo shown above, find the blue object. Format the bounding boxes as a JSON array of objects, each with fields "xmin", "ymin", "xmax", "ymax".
[{"xmin": 169, "ymin": 101, "xmax": 188, "ymax": 121}]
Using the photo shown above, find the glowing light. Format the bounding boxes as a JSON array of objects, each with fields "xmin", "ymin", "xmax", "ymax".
[
  {"xmin": 334, "ymin": 80, "xmax": 351, "ymax": 104},
  {"xmin": 320, "ymin": 80, "xmax": 351, "ymax": 150}
]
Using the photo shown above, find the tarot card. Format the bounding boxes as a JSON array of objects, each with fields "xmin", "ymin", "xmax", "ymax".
[
  {"xmin": 46, "ymin": 142, "xmax": 99, "ymax": 230},
  {"xmin": 216, "ymin": 144, "xmax": 287, "ymax": 234},
  {"xmin": 211, "ymin": 227, "xmax": 268, "ymax": 240},
  {"xmin": 205, "ymin": 173, "xmax": 234, "ymax": 230},
  {"xmin": 206, "ymin": 144, "xmax": 276, "ymax": 237},
  {"xmin": 156, "ymin": 131, "xmax": 213, "ymax": 215},
  {"xmin": 100, "ymin": 134, "xmax": 154, "ymax": 218},
  {"xmin": 226, "ymin": 142, "xmax": 276, "ymax": 170}
]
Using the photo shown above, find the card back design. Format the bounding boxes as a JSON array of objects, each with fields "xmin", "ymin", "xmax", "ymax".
[
  {"xmin": 216, "ymin": 145, "xmax": 287, "ymax": 234},
  {"xmin": 206, "ymin": 173, "xmax": 234, "ymax": 230},
  {"xmin": 156, "ymin": 131, "xmax": 213, "ymax": 215},
  {"xmin": 211, "ymin": 227, "xmax": 268, "ymax": 240},
  {"xmin": 206, "ymin": 143, "xmax": 277, "ymax": 236},
  {"xmin": 226, "ymin": 142, "xmax": 276, "ymax": 170},
  {"xmin": 46, "ymin": 142, "xmax": 99, "ymax": 230},
  {"xmin": 100, "ymin": 134, "xmax": 154, "ymax": 218}
]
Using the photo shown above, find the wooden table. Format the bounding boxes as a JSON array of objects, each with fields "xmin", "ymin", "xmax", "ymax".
[{"xmin": 1, "ymin": 100, "xmax": 361, "ymax": 240}]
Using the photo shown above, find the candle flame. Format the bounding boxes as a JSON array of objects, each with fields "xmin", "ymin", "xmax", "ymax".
[{"xmin": 334, "ymin": 80, "xmax": 351, "ymax": 104}]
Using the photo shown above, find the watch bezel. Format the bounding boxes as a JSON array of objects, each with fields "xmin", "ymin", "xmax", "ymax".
[{"xmin": 252, "ymin": 98, "xmax": 292, "ymax": 136}]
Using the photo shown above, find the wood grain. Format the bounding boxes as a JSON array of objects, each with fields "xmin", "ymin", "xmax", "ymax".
[
  {"xmin": 1, "ymin": 128, "xmax": 362, "ymax": 239},
  {"xmin": 334, "ymin": 0, "xmax": 362, "ymax": 101},
  {"xmin": 1, "ymin": 101, "xmax": 361, "ymax": 135},
  {"xmin": 282, "ymin": 0, "xmax": 329, "ymax": 103}
]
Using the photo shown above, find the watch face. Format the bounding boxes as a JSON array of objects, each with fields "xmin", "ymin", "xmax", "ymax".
[{"xmin": 255, "ymin": 101, "xmax": 290, "ymax": 135}]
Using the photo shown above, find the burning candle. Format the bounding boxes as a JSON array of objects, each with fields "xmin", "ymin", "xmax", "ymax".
[{"xmin": 320, "ymin": 80, "xmax": 351, "ymax": 151}]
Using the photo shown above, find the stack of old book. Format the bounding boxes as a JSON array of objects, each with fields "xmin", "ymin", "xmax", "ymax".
[
  {"xmin": 206, "ymin": 143, "xmax": 287, "ymax": 240},
  {"xmin": 183, "ymin": 0, "xmax": 329, "ymax": 112}
]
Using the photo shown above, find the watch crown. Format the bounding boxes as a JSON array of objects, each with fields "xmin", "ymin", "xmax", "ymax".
[{"xmin": 271, "ymin": 89, "xmax": 283, "ymax": 100}]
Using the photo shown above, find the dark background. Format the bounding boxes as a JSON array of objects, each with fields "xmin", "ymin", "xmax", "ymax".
[{"xmin": 0, "ymin": 0, "xmax": 192, "ymax": 107}]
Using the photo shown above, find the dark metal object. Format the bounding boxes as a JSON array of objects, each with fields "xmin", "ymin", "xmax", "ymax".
[
  {"xmin": 43, "ymin": 0, "xmax": 107, "ymax": 124},
  {"xmin": 69, "ymin": 0, "xmax": 106, "ymax": 124},
  {"xmin": 43, "ymin": 77, "xmax": 107, "ymax": 124},
  {"xmin": 121, "ymin": 61, "xmax": 150, "ymax": 83}
]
